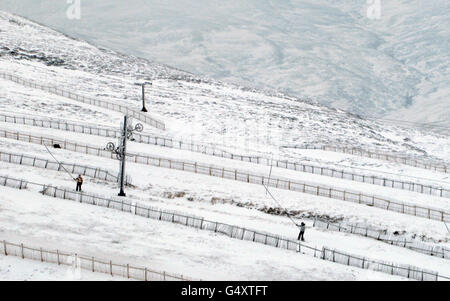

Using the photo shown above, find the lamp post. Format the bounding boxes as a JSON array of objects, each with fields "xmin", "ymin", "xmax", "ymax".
[
  {"xmin": 105, "ymin": 115, "xmax": 143, "ymax": 197},
  {"xmin": 135, "ymin": 81, "xmax": 152, "ymax": 112}
]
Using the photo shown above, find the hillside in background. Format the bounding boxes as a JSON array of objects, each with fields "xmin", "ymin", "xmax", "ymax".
[
  {"xmin": 0, "ymin": 0, "xmax": 448, "ymax": 127},
  {"xmin": 1, "ymin": 10, "xmax": 449, "ymax": 162}
]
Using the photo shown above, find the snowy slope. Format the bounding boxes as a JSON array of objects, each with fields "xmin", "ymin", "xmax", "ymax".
[
  {"xmin": 0, "ymin": 0, "xmax": 448, "ymax": 126},
  {"xmin": 1, "ymin": 186, "xmax": 409, "ymax": 281},
  {"xmin": 0, "ymin": 10, "xmax": 448, "ymax": 163},
  {"xmin": 0, "ymin": 10, "xmax": 449, "ymax": 281},
  {"xmin": 0, "ymin": 255, "xmax": 128, "ymax": 281}
]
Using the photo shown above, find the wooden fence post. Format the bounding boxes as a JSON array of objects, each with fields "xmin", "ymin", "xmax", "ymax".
[
  {"xmin": 3, "ymin": 241, "xmax": 7, "ymax": 255},
  {"xmin": 21, "ymin": 243, "xmax": 24, "ymax": 259}
]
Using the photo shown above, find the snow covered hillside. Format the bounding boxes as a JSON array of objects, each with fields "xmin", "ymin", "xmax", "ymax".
[
  {"xmin": 0, "ymin": 0, "xmax": 448, "ymax": 127},
  {"xmin": 0, "ymin": 10, "xmax": 449, "ymax": 281},
  {"xmin": 0, "ymin": 10, "xmax": 448, "ymax": 161}
]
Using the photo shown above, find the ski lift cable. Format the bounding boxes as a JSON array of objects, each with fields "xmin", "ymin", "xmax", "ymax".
[
  {"xmin": 263, "ymin": 152, "xmax": 299, "ymax": 227},
  {"xmin": 43, "ymin": 144, "xmax": 76, "ymax": 181},
  {"xmin": 266, "ymin": 153, "xmax": 274, "ymax": 196},
  {"xmin": 262, "ymin": 183, "xmax": 299, "ymax": 227},
  {"xmin": 444, "ymin": 221, "xmax": 450, "ymax": 234}
]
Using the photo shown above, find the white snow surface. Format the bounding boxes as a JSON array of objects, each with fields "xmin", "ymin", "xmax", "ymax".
[
  {"xmin": 0, "ymin": 0, "xmax": 448, "ymax": 127},
  {"xmin": 0, "ymin": 10, "xmax": 449, "ymax": 162},
  {"xmin": 0, "ymin": 255, "xmax": 128, "ymax": 281},
  {"xmin": 0, "ymin": 186, "xmax": 406, "ymax": 281},
  {"xmin": 0, "ymin": 9, "xmax": 449, "ymax": 280}
]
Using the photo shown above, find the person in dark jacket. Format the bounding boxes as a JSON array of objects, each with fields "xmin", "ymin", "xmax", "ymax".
[
  {"xmin": 297, "ymin": 222, "xmax": 306, "ymax": 241},
  {"xmin": 75, "ymin": 175, "xmax": 83, "ymax": 192}
]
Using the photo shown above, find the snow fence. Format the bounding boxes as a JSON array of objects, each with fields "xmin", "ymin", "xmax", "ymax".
[
  {"xmin": 284, "ymin": 144, "xmax": 449, "ymax": 174},
  {"xmin": 0, "ymin": 174, "xmax": 447, "ymax": 281},
  {"xmin": 0, "ymin": 240, "xmax": 191, "ymax": 281},
  {"xmin": 0, "ymin": 72, "xmax": 165, "ymax": 130},
  {"xmin": 0, "ymin": 150, "xmax": 131, "ymax": 184},
  {"xmin": 1, "ymin": 112, "xmax": 448, "ymax": 197},
  {"xmin": 314, "ymin": 219, "xmax": 450, "ymax": 259},
  {"xmin": 1, "ymin": 128, "xmax": 448, "ymax": 223}
]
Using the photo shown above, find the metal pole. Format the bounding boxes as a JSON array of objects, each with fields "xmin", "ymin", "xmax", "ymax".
[
  {"xmin": 106, "ymin": 115, "xmax": 142, "ymax": 197},
  {"xmin": 118, "ymin": 116, "xmax": 127, "ymax": 196},
  {"xmin": 141, "ymin": 84, "xmax": 147, "ymax": 112}
]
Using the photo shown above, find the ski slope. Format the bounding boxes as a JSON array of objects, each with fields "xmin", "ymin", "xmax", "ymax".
[
  {"xmin": 0, "ymin": 10, "xmax": 449, "ymax": 161},
  {"xmin": 0, "ymin": 10, "xmax": 449, "ymax": 280}
]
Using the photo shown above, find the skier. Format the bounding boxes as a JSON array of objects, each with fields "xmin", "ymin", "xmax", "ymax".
[
  {"xmin": 75, "ymin": 175, "xmax": 83, "ymax": 192},
  {"xmin": 297, "ymin": 222, "xmax": 306, "ymax": 241}
]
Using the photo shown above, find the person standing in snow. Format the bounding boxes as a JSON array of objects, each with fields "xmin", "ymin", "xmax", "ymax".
[
  {"xmin": 75, "ymin": 175, "xmax": 83, "ymax": 192},
  {"xmin": 297, "ymin": 222, "xmax": 306, "ymax": 241}
]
